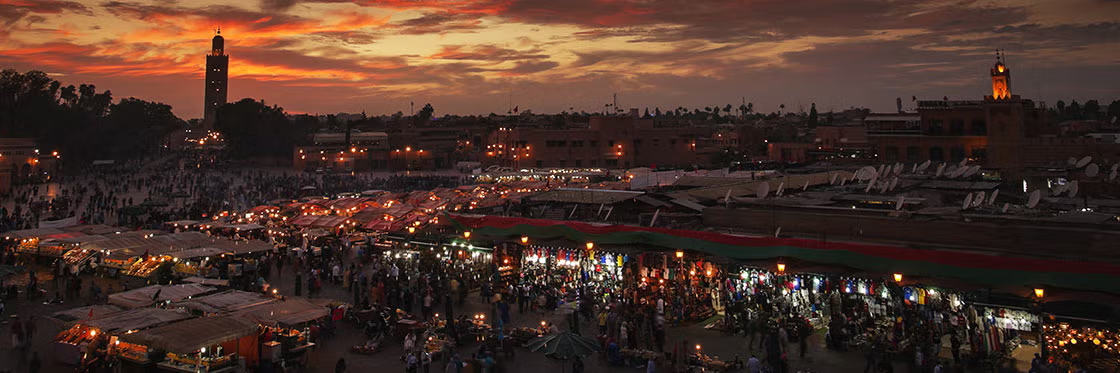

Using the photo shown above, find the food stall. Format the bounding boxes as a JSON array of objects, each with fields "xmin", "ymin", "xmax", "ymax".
[
  {"xmin": 166, "ymin": 248, "xmax": 233, "ymax": 278},
  {"xmin": 52, "ymin": 308, "xmax": 193, "ymax": 365},
  {"xmin": 231, "ymin": 298, "xmax": 329, "ymax": 365},
  {"xmin": 119, "ymin": 316, "xmax": 260, "ymax": 372}
]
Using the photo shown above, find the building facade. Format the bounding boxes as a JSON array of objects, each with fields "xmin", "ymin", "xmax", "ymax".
[
  {"xmin": 294, "ymin": 132, "xmax": 390, "ymax": 172},
  {"xmin": 484, "ymin": 116, "xmax": 711, "ymax": 170},
  {"xmin": 0, "ymin": 138, "xmax": 60, "ymax": 195},
  {"xmin": 203, "ymin": 30, "xmax": 229, "ymax": 129}
]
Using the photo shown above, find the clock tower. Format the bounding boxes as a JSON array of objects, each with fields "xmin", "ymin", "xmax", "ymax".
[
  {"xmin": 203, "ymin": 29, "xmax": 229, "ymax": 129},
  {"xmin": 990, "ymin": 50, "xmax": 1010, "ymax": 100}
]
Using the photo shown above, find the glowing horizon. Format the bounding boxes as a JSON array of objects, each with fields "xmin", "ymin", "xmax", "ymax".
[{"xmin": 2, "ymin": 0, "xmax": 1118, "ymax": 119}]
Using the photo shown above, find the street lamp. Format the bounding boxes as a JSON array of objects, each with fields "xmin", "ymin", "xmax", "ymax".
[
  {"xmin": 675, "ymin": 250, "xmax": 684, "ymax": 258},
  {"xmin": 585, "ymin": 242, "xmax": 594, "ymax": 250},
  {"xmin": 521, "ymin": 236, "xmax": 529, "ymax": 244},
  {"xmin": 893, "ymin": 273, "xmax": 903, "ymax": 283},
  {"xmin": 463, "ymin": 231, "xmax": 471, "ymax": 239},
  {"xmin": 777, "ymin": 263, "xmax": 786, "ymax": 274}
]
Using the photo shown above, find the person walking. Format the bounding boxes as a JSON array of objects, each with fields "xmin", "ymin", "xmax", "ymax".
[{"xmin": 335, "ymin": 358, "xmax": 347, "ymax": 373}]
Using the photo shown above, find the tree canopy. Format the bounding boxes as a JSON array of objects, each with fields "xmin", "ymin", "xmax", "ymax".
[{"xmin": 0, "ymin": 69, "xmax": 183, "ymax": 164}]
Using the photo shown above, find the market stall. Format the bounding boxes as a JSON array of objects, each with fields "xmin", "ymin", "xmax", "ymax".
[
  {"xmin": 53, "ymin": 308, "xmax": 193, "ymax": 365},
  {"xmin": 232, "ymin": 298, "xmax": 328, "ymax": 363},
  {"xmin": 119, "ymin": 316, "xmax": 260, "ymax": 372}
]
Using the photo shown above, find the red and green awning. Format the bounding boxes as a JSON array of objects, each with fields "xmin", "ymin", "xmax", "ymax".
[{"xmin": 449, "ymin": 214, "xmax": 1120, "ymax": 295}]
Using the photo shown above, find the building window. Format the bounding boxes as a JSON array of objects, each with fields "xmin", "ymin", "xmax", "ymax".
[
  {"xmin": 971, "ymin": 120, "xmax": 987, "ymax": 135},
  {"xmin": 884, "ymin": 146, "xmax": 899, "ymax": 161},
  {"xmin": 929, "ymin": 147, "xmax": 944, "ymax": 161},
  {"xmin": 589, "ymin": 141, "xmax": 598, "ymax": 147},
  {"xmin": 571, "ymin": 141, "xmax": 584, "ymax": 147},
  {"xmin": 950, "ymin": 147, "xmax": 966, "ymax": 162},
  {"xmin": 605, "ymin": 159, "xmax": 618, "ymax": 166},
  {"xmin": 971, "ymin": 147, "xmax": 987, "ymax": 162},
  {"xmin": 575, "ymin": 160, "xmax": 582, "ymax": 167},
  {"xmin": 536, "ymin": 160, "xmax": 543, "ymax": 168},
  {"xmin": 927, "ymin": 120, "xmax": 943, "ymax": 136},
  {"xmin": 607, "ymin": 140, "xmax": 614, "ymax": 147},
  {"xmin": 950, "ymin": 120, "xmax": 964, "ymax": 135},
  {"xmin": 906, "ymin": 146, "xmax": 920, "ymax": 162},
  {"xmin": 670, "ymin": 139, "xmax": 677, "ymax": 145}
]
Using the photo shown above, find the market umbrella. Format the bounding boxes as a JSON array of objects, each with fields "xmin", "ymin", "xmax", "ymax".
[
  {"xmin": 301, "ymin": 186, "xmax": 318, "ymax": 191},
  {"xmin": 526, "ymin": 331, "xmax": 601, "ymax": 360}
]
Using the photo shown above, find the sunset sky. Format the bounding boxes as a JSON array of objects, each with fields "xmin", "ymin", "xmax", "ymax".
[{"xmin": 2, "ymin": 0, "xmax": 1118, "ymax": 119}]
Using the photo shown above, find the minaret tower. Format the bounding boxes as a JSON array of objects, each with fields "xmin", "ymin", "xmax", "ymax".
[
  {"xmin": 990, "ymin": 49, "xmax": 1011, "ymax": 100},
  {"xmin": 203, "ymin": 28, "xmax": 229, "ymax": 128}
]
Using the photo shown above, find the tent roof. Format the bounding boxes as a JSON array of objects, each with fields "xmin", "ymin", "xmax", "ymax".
[
  {"xmin": 120, "ymin": 316, "xmax": 258, "ymax": 354},
  {"xmin": 231, "ymin": 298, "xmax": 328, "ymax": 327},
  {"xmin": 529, "ymin": 188, "xmax": 644, "ymax": 205},
  {"xmin": 81, "ymin": 308, "xmax": 193, "ymax": 333},
  {"xmin": 49, "ymin": 305, "xmax": 122, "ymax": 324},
  {"xmin": 173, "ymin": 290, "xmax": 277, "ymax": 314},
  {"xmin": 108, "ymin": 284, "xmax": 216, "ymax": 309}
]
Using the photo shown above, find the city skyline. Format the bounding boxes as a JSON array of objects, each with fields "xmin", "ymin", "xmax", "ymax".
[{"xmin": 2, "ymin": 0, "xmax": 1119, "ymax": 119}]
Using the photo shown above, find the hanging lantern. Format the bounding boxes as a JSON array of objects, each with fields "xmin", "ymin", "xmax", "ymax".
[
  {"xmin": 586, "ymin": 242, "xmax": 594, "ymax": 250},
  {"xmin": 1034, "ymin": 288, "xmax": 1045, "ymax": 299},
  {"xmin": 463, "ymin": 231, "xmax": 472, "ymax": 239},
  {"xmin": 893, "ymin": 273, "xmax": 903, "ymax": 283},
  {"xmin": 777, "ymin": 263, "xmax": 786, "ymax": 274},
  {"xmin": 675, "ymin": 250, "xmax": 684, "ymax": 258},
  {"xmin": 521, "ymin": 236, "xmax": 529, "ymax": 244}
]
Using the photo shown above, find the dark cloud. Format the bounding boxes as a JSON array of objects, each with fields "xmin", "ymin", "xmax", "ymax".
[
  {"xmin": 259, "ymin": 0, "xmax": 300, "ymax": 12},
  {"xmin": 394, "ymin": 12, "xmax": 483, "ymax": 34},
  {"xmin": 1, "ymin": 0, "xmax": 90, "ymax": 25}
]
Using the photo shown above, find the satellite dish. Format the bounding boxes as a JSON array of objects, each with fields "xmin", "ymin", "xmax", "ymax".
[
  {"xmin": 917, "ymin": 160, "xmax": 931, "ymax": 173},
  {"xmin": 774, "ymin": 226, "xmax": 782, "ymax": 238},
  {"xmin": 865, "ymin": 174, "xmax": 879, "ymax": 193},
  {"xmin": 1111, "ymin": 169, "xmax": 1119, "ymax": 182},
  {"xmin": 1027, "ymin": 190, "xmax": 1041, "ymax": 208},
  {"xmin": 911, "ymin": 163, "xmax": 918, "ymax": 174},
  {"xmin": 858, "ymin": 166, "xmax": 877, "ymax": 181},
  {"xmin": 803, "ymin": 179, "xmax": 810, "ymax": 191},
  {"xmin": 776, "ymin": 182, "xmax": 785, "ymax": 196},
  {"xmin": 988, "ymin": 189, "xmax": 999, "ymax": 205},
  {"xmin": 888, "ymin": 177, "xmax": 899, "ymax": 191},
  {"xmin": 935, "ymin": 163, "xmax": 946, "ymax": 178},
  {"xmin": 879, "ymin": 181, "xmax": 889, "ymax": 194},
  {"xmin": 1001, "ymin": 203, "xmax": 1009, "ymax": 213},
  {"xmin": 878, "ymin": 164, "xmax": 887, "ymax": 178},
  {"xmin": 893, "ymin": 163, "xmax": 903, "ymax": 175},
  {"xmin": 756, "ymin": 182, "xmax": 770, "ymax": 198},
  {"xmin": 945, "ymin": 165, "xmax": 959, "ymax": 178},
  {"xmin": 958, "ymin": 159, "xmax": 968, "ymax": 168},
  {"xmin": 1076, "ymin": 156, "xmax": 1092, "ymax": 168},
  {"xmin": 1068, "ymin": 180, "xmax": 1079, "ymax": 198},
  {"xmin": 1085, "ymin": 163, "xmax": 1100, "ymax": 177},
  {"xmin": 1052, "ymin": 184, "xmax": 1066, "ymax": 196},
  {"xmin": 895, "ymin": 196, "xmax": 904, "ymax": 211},
  {"xmin": 962, "ymin": 193, "xmax": 974, "ymax": 210},
  {"xmin": 963, "ymin": 165, "xmax": 981, "ymax": 178},
  {"xmin": 830, "ymin": 173, "xmax": 838, "ymax": 185},
  {"xmin": 1112, "ymin": 163, "xmax": 1119, "ymax": 172},
  {"xmin": 973, "ymin": 191, "xmax": 986, "ymax": 207},
  {"xmin": 1068, "ymin": 157, "xmax": 1078, "ymax": 166}
]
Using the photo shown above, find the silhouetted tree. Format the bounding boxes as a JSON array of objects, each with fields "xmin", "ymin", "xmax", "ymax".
[{"xmin": 215, "ymin": 98, "xmax": 307, "ymax": 159}]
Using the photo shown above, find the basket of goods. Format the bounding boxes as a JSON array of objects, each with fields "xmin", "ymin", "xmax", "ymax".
[{"xmin": 508, "ymin": 327, "xmax": 540, "ymax": 343}]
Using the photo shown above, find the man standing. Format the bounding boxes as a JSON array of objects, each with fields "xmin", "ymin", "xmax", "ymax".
[{"xmin": 746, "ymin": 354, "xmax": 761, "ymax": 373}]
